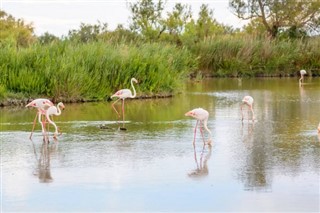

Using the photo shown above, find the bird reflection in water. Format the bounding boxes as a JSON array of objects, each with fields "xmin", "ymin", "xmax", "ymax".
[
  {"xmin": 32, "ymin": 139, "xmax": 56, "ymax": 183},
  {"xmin": 188, "ymin": 144, "xmax": 212, "ymax": 179}
]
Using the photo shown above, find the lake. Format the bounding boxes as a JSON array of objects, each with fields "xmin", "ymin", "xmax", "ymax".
[{"xmin": 1, "ymin": 78, "xmax": 320, "ymax": 212}]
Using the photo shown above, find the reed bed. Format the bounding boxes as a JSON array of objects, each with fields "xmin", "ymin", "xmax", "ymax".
[
  {"xmin": 191, "ymin": 36, "xmax": 320, "ymax": 77},
  {"xmin": 1, "ymin": 36, "xmax": 319, "ymax": 104},
  {"xmin": 0, "ymin": 41, "xmax": 196, "ymax": 102}
]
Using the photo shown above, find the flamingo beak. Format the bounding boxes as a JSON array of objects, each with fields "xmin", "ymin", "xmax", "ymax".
[{"xmin": 185, "ymin": 111, "xmax": 193, "ymax": 117}]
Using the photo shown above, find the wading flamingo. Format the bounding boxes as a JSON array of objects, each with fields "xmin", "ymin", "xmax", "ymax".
[
  {"xmin": 25, "ymin": 98, "xmax": 54, "ymax": 139},
  {"xmin": 299, "ymin": 69, "xmax": 307, "ymax": 86},
  {"xmin": 45, "ymin": 102, "xmax": 65, "ymax": 140},
  {"xmin": 111, "ymin": 77, "xmax": 138, "ymax": 130},
  {"xmin": 185, "ymin": 108, "xmax": 212, "ymax": 145},
  {"xmin": 241, "ymin": 95, "xmax": 255, "ymax": 122}
]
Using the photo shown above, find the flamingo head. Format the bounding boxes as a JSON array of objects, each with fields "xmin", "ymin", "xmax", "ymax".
[
  {"xmin": 132, "ymin": 78, "xmax": 138, "ymax": 84},
  {"xmin": 58, "ymin": 102, "xmax": 65, "ymax": 110},
  {"xmin": 185, "ymin": 110, "xmax": 196, "ymax": 118},
  {"xmin": 25, "ymin": 101, "xmax": 36, "ymax": 107}
]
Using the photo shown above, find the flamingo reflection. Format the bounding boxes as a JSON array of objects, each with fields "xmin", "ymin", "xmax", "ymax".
[
  {"xmin": 32, "ymin": 140, "xmax": 56, "ymax": 183},
  {"xmin": 188, "ymin": 144, "xmax": 212, "ymax": 179}
]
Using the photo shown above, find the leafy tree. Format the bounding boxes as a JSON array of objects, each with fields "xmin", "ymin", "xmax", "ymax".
[
  {"xmin": 181, "ymin": 4, "xmax": 226, "ymax": 44},
  {"xmin": 229, "ymin": 0, "xmax": 320, "ymax": 38},
  {"xmin": 38, "ymin": 32, "xmax": 59, "ymax": 45},
  {"xmin": 99, "ymin": 24, "xmax": 141, "ymax": 43},
  {"xmin": 68, "ymin": 22, "xmax": 108, "ymax": 43},
  {"xmin": 0, "ymin": 10, "xmax": 35, "ymax": 47},
  {"xmin": 128, "ymin": 0, "xmax": 165, "ymax": 41},
  {"xmin": 161, "ymin": 3, "xmax": 192, "ymax": 45}
]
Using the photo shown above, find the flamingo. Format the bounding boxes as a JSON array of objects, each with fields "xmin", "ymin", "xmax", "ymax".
[
  {"xmin": 241, "ymin": 95, "xmax": 255, "ymax": 121},
  {"xmin": 317, "ymin": 122, "xmax": 320, "ymax": 133},
  {"xmin": 299, "ymin": 69, "xmax": 307, "ymax": 86},
  {"xmin": 25, "ymin": 98, "xmax": 54, "ymax": 139},
  {"xmin": 185, "ymin": 108, "xmax": 212, "ymax": 145},
  {"xmin": 111, "ymin": 77, "xmax": 138, "ymax": 130},
  {"xmin": 45, "ymin": 102, "xmax": 65, "ymax": 140}
]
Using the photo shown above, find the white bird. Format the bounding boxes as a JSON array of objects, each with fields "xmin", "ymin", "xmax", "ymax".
[
  {"xmin": 111, "ymin": 77, "xmax": 138, "ymax": 130},
  {"xmin": 241, "ymin": 95, "xmax": 255, "ymax": 121},
  {"xmin": 25, "ymin": 98, "xmax": 54, "ymax": 139},
  {"xmin": 45, "ymin": 102, "xmax": 65, "ymax": 140},
  {"xmin": 185, "ymin": 108, "xmax": 212, "ymax": 145},
  {"xmin": 299, "ymin": 69, "xmax": 307, "ymax": 86}
]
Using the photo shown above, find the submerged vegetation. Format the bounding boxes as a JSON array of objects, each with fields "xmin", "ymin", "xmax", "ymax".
[{"xmin": 1, "ymin": 0, "xmax": 320, "ymax": 104}]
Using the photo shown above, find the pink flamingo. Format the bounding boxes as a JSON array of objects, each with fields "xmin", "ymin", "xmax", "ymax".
[
  {"xmin": 111, "ymin": 78, "xmax": 138, "ymax": 130},
  {"xmin": 25, "ymin": 98, "xmax": 54, "ymax": 139},
  {"xmin": 185, "ymin": 108, "xmax": 212, "ymax": 145},
  {"xmin": 299, "ymin": 69, "xmax": 307, "ymax": 86},
  {"xmin": 45, "ymin": 102, "xmax": 65, "ymax": 140},
  {"xmin": 317, "ymin": 122, "xmax": 320, "ymax": 133},
  {"xmin": 241, "ymin": 95, "xmax": 255, "ymax": 122}
]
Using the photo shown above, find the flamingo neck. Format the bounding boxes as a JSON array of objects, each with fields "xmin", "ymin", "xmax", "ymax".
[
  {"xmin": 130, "ymin": 79, "xmax": 137, "ymax": 98},
  {"xmin": 203, "ymin": 119, "xmax": 212, "ymax": 138},
  {"xmin": 46, "ymin": 113, "xmax": 58, "ymax": 134},
  {"xmin": 56, "ymin": 103, "xmax": 63, "ymax": 116}
]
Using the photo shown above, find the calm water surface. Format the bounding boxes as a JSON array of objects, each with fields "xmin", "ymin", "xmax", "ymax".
[{"xmin": 1, "ymin": 78, "xmax": 320, "ymax": 212}]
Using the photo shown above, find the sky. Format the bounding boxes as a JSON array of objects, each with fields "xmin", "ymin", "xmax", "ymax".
[{"xmin": 1, "ymin": 0, "xmax": 247, "ymax": 37}]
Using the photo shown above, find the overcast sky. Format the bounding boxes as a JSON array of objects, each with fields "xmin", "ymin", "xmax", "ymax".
[{"xmin": 1, "ymin": 0, "xmax": 247, "ymax": 37}]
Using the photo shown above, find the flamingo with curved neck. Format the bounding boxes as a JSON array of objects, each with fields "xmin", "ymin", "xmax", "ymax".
[
  {"xmin": 111, "ymin": 78, "xmax": 138, "ymax": 130},
  {"xmin": 45, "ymin": 102, "xmax": 65, "ymax": 140},
  {"xmin": 185, "ymin": 108, "xmax": 212, "ymax": 145},
  {"xmin": 25, "ymin": 98, "xmax": 53, "ymax": 139}
]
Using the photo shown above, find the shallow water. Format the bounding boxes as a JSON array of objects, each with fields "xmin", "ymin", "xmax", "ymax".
[{"xmin": 1, "ymin": 78, "xmax": 320, "ymax": 212}]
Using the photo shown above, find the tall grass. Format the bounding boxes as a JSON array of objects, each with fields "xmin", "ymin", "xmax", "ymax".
[
  {"xmin": 0, "ymin": 41, "xmax": 196, "ymax": 102},
  {"xmin": 190, "ymin": 36, "xmax": 320, "ymax": 77},
  {"xmin": 1, "ymin": 36, "xmax": 319, "ymax": 103}
]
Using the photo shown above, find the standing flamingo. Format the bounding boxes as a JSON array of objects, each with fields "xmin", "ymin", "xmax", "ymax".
[
  {"xmin": 185, "ymin": 108, "xmax": 212, "ymax": 145},
  {"xmin": 111, "ymin": 77, "xmax": 138, "ymax": 130},
  {"xmin": 241, "ymin": 95, "xmax": 255, "ymax": 121},
  {"xmin": 299, "ymin": 69, "xmax": 307, "ymax": 86},
  {"xmin": 45, "ymin": 102, "xmax": 65, "ymax": 140},
  {"xmin": 25, "ymin": 98, "xmax": 54, "ymax": 139},
  {"xmin": 317, "ymin": 122, "xmax": 320, "ymax": 133}
]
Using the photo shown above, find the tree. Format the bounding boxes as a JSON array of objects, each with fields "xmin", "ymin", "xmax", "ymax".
[
  {"xmin": 229, "ymin": 0, "xmax": 320, "ymax": 38},
  {"xmin": 38, "ymin": 32, "xmax": 59, "ymax": 45},
  {"xmin": 68, "ymin": 22, "xmax": 108, "ymax": 43},
  {"xmin": 128, "ymin": 0, "xmax": 165, "ymax": 41},
  {"xmin": 0, "ymin": 10, "xmax": 35, "ymax": 47},
  {"xmin": 181, "ymin": 4, "xmax": 226, "ymax": 44}
]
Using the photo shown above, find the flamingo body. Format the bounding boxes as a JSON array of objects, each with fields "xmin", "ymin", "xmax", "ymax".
[
  {"xmin": 111, "ymin": 78, "xmax": 138, "ymax": 129},
  {"xmin": 26, "ymin": 98, "xmax": 54, "ymax": 139},
  {"xmin": 241, "ymin": 95, "xmax": 255, "ymax": 121},
  {"xmin": 318, "ymin": 122, "xmax": 320, "ymax": 133},
  {"xmin": 185, "ymin": 108, "xmax": 212, "ymax": 145},
  {"xmin": 299, "ymin": 69, "xmax": 307, "ymax": 86}
]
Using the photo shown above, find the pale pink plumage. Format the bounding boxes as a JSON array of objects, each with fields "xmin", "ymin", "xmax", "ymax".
[
  {"xmin": 25, "ymin": 98, "xmax": 54, "ymax": 139},
  {"xmin": 111, "ymin": 78, "xmax": 138, "ymax": 129},
  {"xmin": 185, "ymin": 108, "xmax": 212, "ymax": 145},
  {"xmin": 241, "ymin": 95, "xmax": 255, "ymax": 121}
]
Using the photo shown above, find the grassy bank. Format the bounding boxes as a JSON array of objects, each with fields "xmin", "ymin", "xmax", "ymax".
[
  {"xmin": 0, "ymin": 41, "xmax": 196, "ymax": 104},
  {"xmin": 191, "ymin": 36, "xmax": 320, "ymax": 77},
  {"xmin": 1, "ymin": 36, "xmax": 320, "ymax": 105}
]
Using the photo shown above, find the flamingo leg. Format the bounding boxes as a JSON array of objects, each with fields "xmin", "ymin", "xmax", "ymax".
[
  {"xmin": 193, "ymin": 120, "xmax": 199, "ymax": 144},
  {"xmin": 199, "ymin": 122, "xmax": 206, "ymax": 145},
  {"xmin": 240, "ymin": 104, "xmax": 244, "ymax": 121},
  {"xmin": 29, "ymin": 112, "xmax": 39, "ymax": 139},
  {"xmin": 122, "ymin": 99, "xmax": 125, "ymax": 128},
  {"xmin": 112, "ymin": 98, "xmax": 121, "ymax": 119},
  {"xmin": 250, "ymin": 105, "xmax": 255, "ymax": 121}
]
